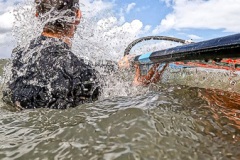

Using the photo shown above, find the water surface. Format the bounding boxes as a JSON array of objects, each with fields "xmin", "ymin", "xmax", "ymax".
[
  {"xmin": 1, "ymin": 1, "xmax": 239, "ymax": 159},
  {"xmin": 0, "ymin": 85, "xmax": 239, "ymax": 160}
]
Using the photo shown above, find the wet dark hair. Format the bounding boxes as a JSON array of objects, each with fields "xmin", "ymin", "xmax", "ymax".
[{"xmin": 35, "ymin": 0, "xmax": 79, "ymax": 32}]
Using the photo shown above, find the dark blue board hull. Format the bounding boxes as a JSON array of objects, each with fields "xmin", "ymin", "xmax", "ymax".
[{"xmin": 134, "ymin": 33, "xmax": 240, "ymax": 64}]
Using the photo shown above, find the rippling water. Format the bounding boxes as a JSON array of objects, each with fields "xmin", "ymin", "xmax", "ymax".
[
  {"xmin": 1, "ymin": 1, "xmax": 239, "ymax": 159},
  {"xmin": 1, "ymin": 85, "xmax": 239, "ymax": 160}
]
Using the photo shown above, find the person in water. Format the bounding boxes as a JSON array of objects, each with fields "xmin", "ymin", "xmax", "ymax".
[{"xmin": 3, "ymin": 0, "xmax": 100, "ymax": 110}]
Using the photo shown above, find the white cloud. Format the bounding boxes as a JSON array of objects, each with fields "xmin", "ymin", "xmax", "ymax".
[
  {"xmin": 136, "ymin": 6, "xmax": 150, "ymax": 12},
  {"xmin": 0, "ymin": 0, "xmax": 19, "ymax": 58},
  {"xmin": 0, "ymin": 11, "xmax": 15, "ymax": 32},
  {"xmin": 118, "ymin": 16, "xmax": 125, "ymax": 24},
  {"xmin": 161, "ymin": 0, "xmax": 172, "ymax": 7},
  {"xmin": 131, "ymin": 40, "xmax": 183, "ymax": 56},
  {"xmin": 126, "ymin": 3, "xmax": 136, "ymax": 13},
  {"xmin": 0, "ymin": 0, "xmax": 20, "ymax": 14},
  {"xmin": 0, "ymin": 33, "xmax": 12, "ymax": 45},
  {"xmin": 144, "ymin": 25, "xmax": 151, "ymax": 32},
  {"xmin": 74, "ymin": 16, "xmax": 144, "ymax": 61},
  {"xmin": 80, "ymin": 0, "xmax": 113, "ymax": 18},
  {"xmin": 97, "ymin": 17, "xmax": 118, "ymax": 30},
  {"xmin": 140, "ymin": 25, "xmax": 152, "ymax": 35},
  {"xmin": 0, "ymin": 32, "xmax": 15, "ymax": 58},
  {"xmin": 187, "ymin": 34, "xmax": 202, "ymax": 40},
  {"xmin": 154, "ymin": 0, "xmax": 240, "ymax": 34}
]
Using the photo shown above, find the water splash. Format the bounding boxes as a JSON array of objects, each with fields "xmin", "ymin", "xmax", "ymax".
[
  {"xmin": 12, "ymin": 1, "xmax": 43, "ymax": 48},
  {"xmin": 2, "ymin": 0, "xmax": 148, "ymax": 100},
  {"xmin": 2, "ymin": 0, "xmax": 191, "ymax": 100}
]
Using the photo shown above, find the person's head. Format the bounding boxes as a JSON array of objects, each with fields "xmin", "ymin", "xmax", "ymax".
[{"xmin": 35, "ymin": 0, "xmax": 81, "ymax": 37}]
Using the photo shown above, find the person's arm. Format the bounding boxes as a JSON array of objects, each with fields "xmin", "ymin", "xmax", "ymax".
[
  {"xmin": 133, "ymin": 63, "xmax": 162, "ymax": 86},
  {"xmin": 118, "ymin": 55, "xmax": 167, "ymax": 86},
  {"xmin": 118, "ymin": 54, "xmax": 135, "ymax": 69}
]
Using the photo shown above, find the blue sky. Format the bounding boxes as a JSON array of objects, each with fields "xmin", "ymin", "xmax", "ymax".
[
  {"xmin": 107, "ymin": 0, "xmax": 239, "ymax": 40},
  {"xmin": 0, "ymin": 0, "xmax": 240, "ymax": 58},
  {"xmin": 113, "ymin": 0, "xmax": 171, "ymax": 27}
]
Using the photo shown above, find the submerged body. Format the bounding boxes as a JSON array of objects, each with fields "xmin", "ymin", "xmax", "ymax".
[{"xmin": 3, "ymin": 36, "xmax": 99, "ymax": 109}]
